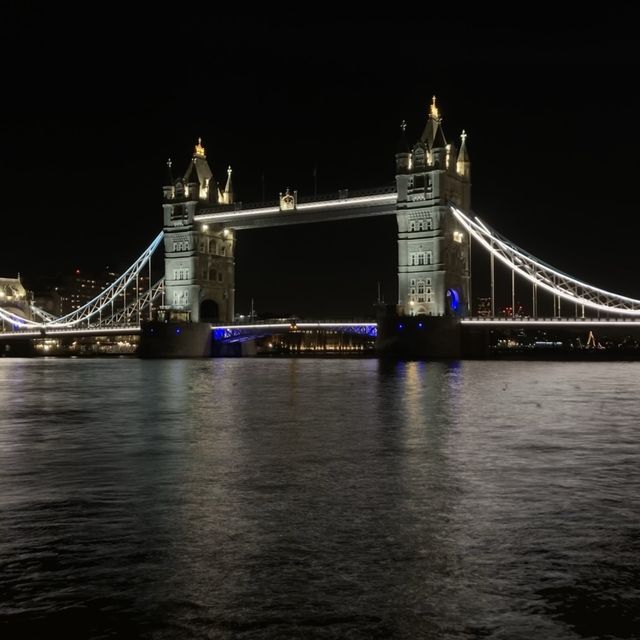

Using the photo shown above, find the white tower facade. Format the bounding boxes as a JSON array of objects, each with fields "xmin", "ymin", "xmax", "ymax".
[
  {"xmin": 162, "ymin": 140, "xmax": 235, "ymax": 323},
  {"xmin": 395, "ymin": 98, "xmax": 471, "ymax": 317}
]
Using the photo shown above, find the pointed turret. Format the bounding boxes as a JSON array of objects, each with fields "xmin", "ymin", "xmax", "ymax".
[
  {"xmin": 421, "ymin": 96, "xmax": 447, "ymax": 150},
  {"xmin": 184, "ymin": 138, "xmax": 217, "ymax": 201},
  {"xmin": 162, "ymin": 158, "xmax": 176, "ymax": 200},
  {"xmin": 395, "ymin": 120, "xmax": 411, "ymax": 174},
  {"xmin": 456, "ymin": 130, "xmax": 470, "ymax": 179},
  {"xmin": 222, "ymin": 166, "xmax": 234, "ymax": 204},
  {"xmin": 165, "ymin": 158, "xmax": 174, "ymax": 185}
]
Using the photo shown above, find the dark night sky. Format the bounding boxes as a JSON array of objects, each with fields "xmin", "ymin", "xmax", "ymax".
[{"xmin": 1, "ymin": 14, "xmax": 639, "ymax": 318}]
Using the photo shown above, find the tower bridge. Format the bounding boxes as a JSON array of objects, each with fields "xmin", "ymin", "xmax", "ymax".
[
  {"xmin": 160, "ymin": 96, "xmax": 470, "ymax": 326},
  {"xmin": 4, "ymin": 97, "xmax": 640, "ymax": 358}
]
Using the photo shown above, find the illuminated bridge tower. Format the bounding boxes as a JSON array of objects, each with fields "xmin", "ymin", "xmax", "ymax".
[
  {"xmin": 162, "ymin": 139, "xmax": 235, "ymax": 323},
  {"xmin": 395, "ymin": 97, "xmax": 471, "ymax": 317}
]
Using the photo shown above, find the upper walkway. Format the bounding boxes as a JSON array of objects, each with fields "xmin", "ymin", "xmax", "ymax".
[{"xmin": 194, "ymin": 186, "xmax": 397, "ymax": 229}]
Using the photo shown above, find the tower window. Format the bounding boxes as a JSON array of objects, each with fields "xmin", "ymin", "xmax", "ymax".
[
  {"xmin": 426, "ymin": 251, "xmax": 433, "ymax": 265},
  {"xmin": 171, "ymin": 205, "xmax": 186, "ymax": 221}
]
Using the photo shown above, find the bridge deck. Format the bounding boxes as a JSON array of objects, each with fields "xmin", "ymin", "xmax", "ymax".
[{"xmin": 5, "ymin": 317, "xmax": 640, "ymax": 341}]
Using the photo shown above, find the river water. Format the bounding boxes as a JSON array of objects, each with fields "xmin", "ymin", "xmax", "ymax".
[{"xmin": 0, "ymin": 358, "xmax": 638, "ymax": 639}]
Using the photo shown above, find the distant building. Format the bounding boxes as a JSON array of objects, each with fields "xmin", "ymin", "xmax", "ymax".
[
  {"xmin": 56, "ymin": 269, "xmax": 150, "ymax": 316},
  {"xmin": 58, "ymin": 270, "xmax": 104, "ymax": 315},
  {"xmin": 476, "ymin": 297, "xmax": 491, "ymax": 317}
]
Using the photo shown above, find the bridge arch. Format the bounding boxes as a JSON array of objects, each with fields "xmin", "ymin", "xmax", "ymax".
[
  {"xmin": 200, "ymin": 299, "xmax": 219, "ymax": 323},
  {"xmin": 446, "ymin": 288, "xmax": 463, "ymax": 317}
]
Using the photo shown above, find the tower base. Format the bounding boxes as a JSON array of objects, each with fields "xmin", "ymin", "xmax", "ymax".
[
  {"xmin": 138, "ymin": 321, "xmax": 212, "ymax": 358},
  {"xmin": 376, "ymin": 309, "xmax": 461, "ymax": 359}
]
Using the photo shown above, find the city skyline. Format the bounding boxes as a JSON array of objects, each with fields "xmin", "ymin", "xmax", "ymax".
[{"xmin": 2, "ymin": 18, "xmax": 639, "ymax": 318}]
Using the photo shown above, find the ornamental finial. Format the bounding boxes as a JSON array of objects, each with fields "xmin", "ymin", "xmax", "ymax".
[{"xmin": 430, "ymin": 95, "xmax": 440, "ymax": 120}]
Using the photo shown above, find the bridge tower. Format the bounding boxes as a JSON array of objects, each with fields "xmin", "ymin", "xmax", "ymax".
[
  {"xmin": 161, "ymin": 139, "xmax": 235, "ymax": 323},
  {"xmin": 395, "ymin": 97, "xmax": 471, "ymax": 317}
]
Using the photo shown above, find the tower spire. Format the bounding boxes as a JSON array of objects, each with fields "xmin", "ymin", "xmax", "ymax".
[
  {"xmin": 395, "ymin": 120, "xmax": 411, "ymax": 173},
  {"xmin": 184, "ymin": 137, "xmax": 214, "ymax": 200},
  {"xmin": 421, "ymin": 95, "xmax": 447, "ymax": 149},
  {"xmin": 223, "ymin": 166, "xmax": 234, "ymax": 204},
  {"xmin": 456, "ymin": 130, "xmax": 470, "ymax": 178},
  {"xmin": 166, "ymin": 158, "xmax": 174, "ymax": 185},
  {"xmin": 430, "ymin": 96, "xmax": 440, "ymax": 120},
  {"xmin": 194, "ymin": 137, "xmax": 206, "ymax": 158}
]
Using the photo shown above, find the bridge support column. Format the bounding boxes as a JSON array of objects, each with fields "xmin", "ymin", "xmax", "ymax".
[
  {"xmin": 376, "ymin": 306, "xmax": 461, "ymax": 358},
  {"xmin": 138, "ymin": 320, "xmax": 212, "ymax": 358}
]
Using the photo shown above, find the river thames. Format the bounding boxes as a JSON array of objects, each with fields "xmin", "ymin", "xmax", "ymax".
[{"xmin": 1, "ymin": 358, "xmax": 638, "ymax": 639}]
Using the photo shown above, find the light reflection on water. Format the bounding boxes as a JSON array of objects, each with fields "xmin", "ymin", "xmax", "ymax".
[{"xmin": 0, "ymin": 358, "xmax": 639, "ymax": 639}]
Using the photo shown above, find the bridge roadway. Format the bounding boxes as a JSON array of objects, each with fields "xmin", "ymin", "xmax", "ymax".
[
  {"xmin": 3, "ymin": 317, "xmax": 640, "ymax": 341},
  {"xmin": 0, "ymin": 326, "xmax": 143, "ymax": 340},
  {"xmin": 194, "ymin": 189, "xmax": 397, "ymax": 229},
  {"xmin": 211, "ymin": 321, "xmax": 378, "ymax": 342}
]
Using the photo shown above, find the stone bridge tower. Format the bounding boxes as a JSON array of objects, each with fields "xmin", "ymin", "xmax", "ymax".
[
  {"xmin": 161, "ymin": 139, "xmax": 235, "ymax": 323},
  {"xmin": 395, "ymin": 97, "xmax": 471, "ymax": 317}
]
